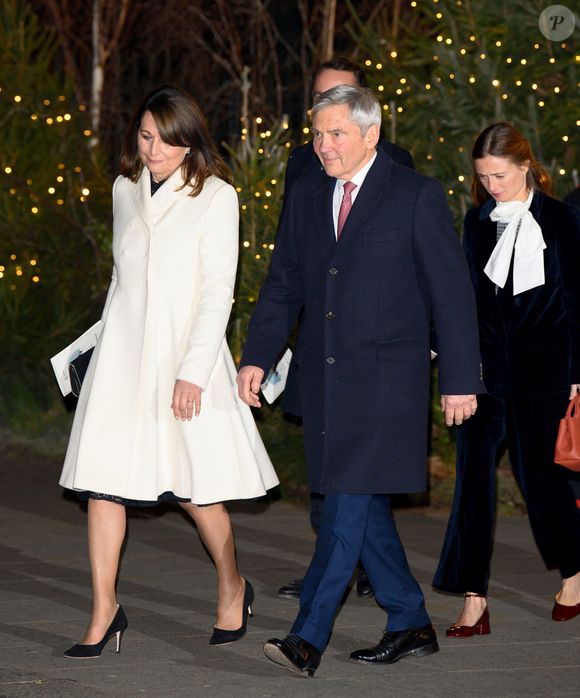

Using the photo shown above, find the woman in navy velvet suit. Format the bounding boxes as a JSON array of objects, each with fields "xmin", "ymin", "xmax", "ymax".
[{"xmin": 433, "ymin": 123, "xmax": 580, "ymax": 634}]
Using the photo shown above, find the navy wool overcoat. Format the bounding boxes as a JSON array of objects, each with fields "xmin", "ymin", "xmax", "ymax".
[{"xmin": 241, "ymin": 148, "xmax": 485, "ymax": 494}]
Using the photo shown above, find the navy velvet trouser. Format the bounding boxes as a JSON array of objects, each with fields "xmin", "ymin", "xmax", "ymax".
[
  {"xmin": 433, "ymin": 392, "xmax": 580, "ymax": 595},
  {"xmin": 291, "ymin": 493, "xmax": 431, "ymax": 651}
]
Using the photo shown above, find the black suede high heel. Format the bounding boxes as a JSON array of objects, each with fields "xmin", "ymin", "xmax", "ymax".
[
  {"xmin": 209, "ymin": 578, "xmax": 254, "ymax": 645},
  {"xmin": 64, "ymin": 605, "xmax": 128, "ymax": 659}
]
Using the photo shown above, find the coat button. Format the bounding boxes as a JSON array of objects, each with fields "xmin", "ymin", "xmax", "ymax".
[
  {"xmin": 329, "ymin": 267, "xmax": 338, "ymax": 275},
  {"xmin": 326, "ymin": 311, "xmax": 335, "ymax": 320},
  {"xmin": 326, "ymin": 356, "xmax": 336, "ymax": 364}
]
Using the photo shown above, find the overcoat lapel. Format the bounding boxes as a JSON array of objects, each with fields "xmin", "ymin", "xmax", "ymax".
[
  {"xmin": 130, "ymin": 167, "xmax": 186, "ymax": 233},
  {"xmin": 337, "ymin": 150, "xmax": 391, "ymax": 246},
  {"xmin": 131, "ymin": 168, "xmax": 152, "ymax": 231},
  {"xmin": 310, "ymin": 175, "xmax": 336, "ymax": 248},
  {"xmin": 149, "ymin": 168, "xmax": 187, "ymax": 226}
]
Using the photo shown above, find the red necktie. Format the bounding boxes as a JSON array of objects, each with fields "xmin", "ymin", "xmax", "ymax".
[{"xmin": 337, "ymin": 181, "xmax": 357, "ymax": 239}]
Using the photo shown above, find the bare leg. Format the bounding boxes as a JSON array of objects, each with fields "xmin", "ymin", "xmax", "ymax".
[
  {"xmin": 180, "ymin": 502, "xmax": 244, "ymax": 630},
  {"xmin": 557, "ymin": 570, "xmax": 580, "ymax": 606},
  {"xmin": 454, "ymin": 592, "xmax": 487, "ymax": 627},
  {"xmin": 81, "ymin": 499, "xmax": 127, "ymax": 644}
]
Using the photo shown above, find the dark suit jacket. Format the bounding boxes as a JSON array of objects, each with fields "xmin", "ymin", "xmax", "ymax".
[
  {"xmin": 242, "ymin": 148, "xmax": 484, "ymax": 494},
  {"xmin": 464, "ymin": 192, "xmax": 580, "ymax": 395}
]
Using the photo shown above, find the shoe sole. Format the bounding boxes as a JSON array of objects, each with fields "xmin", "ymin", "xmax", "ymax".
[
  {"xmin": 446, "ymin": 629, "xmax": 491, "ymax": 638},
  {"xmin": 350, "ymin": 641, "xmax": 440, "ymax": 665},
  {"xmin": 263, "ymin": 644, "xmax": 315, "ymax": 677}
]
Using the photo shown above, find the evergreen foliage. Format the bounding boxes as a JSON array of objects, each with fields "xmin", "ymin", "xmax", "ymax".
[
  {"xmin": 0, "ymin": 0, "xmax": 110, "ymax": 422},
  {"xmin": 350, "ymin": 0, "xmax": 577, "ymax": 222},
  {"xmin": 226, "ymin": 119, "xmax": 290, "ymax": 361}
]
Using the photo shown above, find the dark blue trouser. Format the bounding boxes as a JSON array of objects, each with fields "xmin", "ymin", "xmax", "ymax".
[{"xmin": 291, "ymin": 493, "xmax": 431, "ymax": 651}]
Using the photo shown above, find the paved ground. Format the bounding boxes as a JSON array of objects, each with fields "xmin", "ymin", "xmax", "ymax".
[{"xmin": 1, "ymin": 446, "xmax": 579, "ymax": 697}]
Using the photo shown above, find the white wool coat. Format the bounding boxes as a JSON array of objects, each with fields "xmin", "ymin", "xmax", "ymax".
[{"xmin": 60, "ymin": 167, "xmax": 278, "ymax": 504}]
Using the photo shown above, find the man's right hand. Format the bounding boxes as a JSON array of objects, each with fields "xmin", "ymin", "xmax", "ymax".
[{"xmin": 237, "ymin": 365, "xmax": 265, "ymax": 408}]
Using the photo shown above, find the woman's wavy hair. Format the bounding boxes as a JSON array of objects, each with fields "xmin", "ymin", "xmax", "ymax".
[
  {"xmin": 471, "ymin": 122, "xmax": 552, "ymax": 206},
  {"xmin": 120, "ymin": 84, "xmax": 231, "ymax": 196}
]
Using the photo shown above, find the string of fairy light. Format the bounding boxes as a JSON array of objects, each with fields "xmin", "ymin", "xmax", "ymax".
[
  {"xmin": 364, "ymin": 0, "xmax": 579, "ymax": 199},
  {"xmin": 235, "ymin": 0, "xmax": 578, "ymax": 301},
  {"xmin": 1, "ymin": 87, "xmax": 93, "ymax": 289},
  {"xmin": 2, "ymin": 0, "xmax": 577, "ymax": 301}
]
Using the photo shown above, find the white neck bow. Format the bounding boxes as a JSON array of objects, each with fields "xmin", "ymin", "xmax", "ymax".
[{"xmin": 484, "ymin": 190, "xmax": 546, "ymax": 295}]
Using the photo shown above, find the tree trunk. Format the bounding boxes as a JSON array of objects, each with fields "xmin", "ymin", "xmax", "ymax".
[
  {"xmin": 90, "ymin": 0, "xmax": 104, "ymax": 148},
  {"xmin": 321, "ymin": 0, "xmax": 336, "ymax": 62}
]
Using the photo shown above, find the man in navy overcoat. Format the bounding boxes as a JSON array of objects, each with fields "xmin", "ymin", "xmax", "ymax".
[
  {"xmin": 278, "ymin": 56, "xmax": 415, "ymax": 602},
  {"xmin": 238, "ymin": 86, "xmax": 484, "ymax": 676}
]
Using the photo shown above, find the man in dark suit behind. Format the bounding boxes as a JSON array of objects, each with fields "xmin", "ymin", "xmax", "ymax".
[
  {"xmin": 238, "ymin": 86, "xmax": 484, "ymax": 676},
  {"xmin": 279, "ymin": 58, "xmax": 415, "ymax": 601}
]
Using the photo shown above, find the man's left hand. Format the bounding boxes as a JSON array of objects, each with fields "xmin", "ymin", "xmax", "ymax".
[{"xmin": 440, "ymin": 394, "xmax": 477, "ymax": 426}]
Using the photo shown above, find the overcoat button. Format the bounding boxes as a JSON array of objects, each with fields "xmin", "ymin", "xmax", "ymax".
[
  {"xmin": 326, "ymin": 356, "xmax": 336, "ymax": 364},
  {"xmin": 326, "ymin": 311, "xmax": 335, "ymax": 320},
  {"xmin": 329, "ymin": 267, "xmax": 338, "ymax": 275}
]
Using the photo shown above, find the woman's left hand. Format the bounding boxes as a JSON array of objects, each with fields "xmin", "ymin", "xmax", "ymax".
[
  {"xmin": 172, "ymin": 379, "xmax": 203, "ymax": 420},
  {"xmin": 569, "ymin": 384, "xmax": 580, "ymax": 399}
]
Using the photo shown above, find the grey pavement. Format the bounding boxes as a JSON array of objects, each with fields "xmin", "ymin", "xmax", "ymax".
[{"xmin": 1, "ymin": 446, "xmax": 579, "ymax": 698}]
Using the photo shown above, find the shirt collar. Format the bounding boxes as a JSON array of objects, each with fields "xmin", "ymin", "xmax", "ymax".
[{"xmin": 337, "ymin": 150, "xmax": 377, "ymax": 191}]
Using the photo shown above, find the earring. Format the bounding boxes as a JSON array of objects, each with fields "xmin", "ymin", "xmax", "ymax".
[{"xmin": 186, "ymin": 147, "xmax": 191, "ymax": 154}]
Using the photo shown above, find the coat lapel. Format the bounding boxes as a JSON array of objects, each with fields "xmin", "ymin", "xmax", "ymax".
[
  {"xmin": 337, "ymin": 149, "xmax": 391, "ymax": 246},
  {"xmin": 131, "ymin": 168, "xmax": 152, "ymax": 231},
  {"xmin": 149, "ymin": 167, "xmax": 187, "ymax": 226},
  {"xmin": 131, "ymin": 167, "xmax": 187, "ymax": 234},
  {"xmin": 309, "ymin": 174, "xmax": 336, "ymax": 249}
]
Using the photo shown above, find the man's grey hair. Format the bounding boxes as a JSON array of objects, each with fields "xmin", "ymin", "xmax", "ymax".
[{"xmin": 311, "ymin": 85, "xmax": 382, "ymax": 135}]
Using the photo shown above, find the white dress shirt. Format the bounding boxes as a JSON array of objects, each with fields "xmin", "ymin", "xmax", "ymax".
[{"xmin": 332, "ymin": 151, "xmax": 377, "ymax": 239}]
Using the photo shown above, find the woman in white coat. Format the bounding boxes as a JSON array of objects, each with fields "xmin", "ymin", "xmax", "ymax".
[{"xmin": 60, "ymin": 85, "xmax": 279, "ymax": 658}]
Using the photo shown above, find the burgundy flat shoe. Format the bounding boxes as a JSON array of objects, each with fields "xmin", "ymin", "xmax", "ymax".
[
  {"xmin": 446, "ymin": 607, "xmax": 490, "ymax": 637},
  {"xmin": 446, "ymin": 593, "xmax": 490, "ymax": 638},
  {"xmin": 552, "ymin": 600, "xmax": 580, "ymax": 621}
]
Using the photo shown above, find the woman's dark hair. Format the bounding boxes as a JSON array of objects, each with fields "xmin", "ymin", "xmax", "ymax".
[
  {"xmin": 471, "ymin": 122, "xmax": 552, "ymax": 206},
  {"xmin": 120, "ymin": 84, "xmax": 231, "ymax": 196}
]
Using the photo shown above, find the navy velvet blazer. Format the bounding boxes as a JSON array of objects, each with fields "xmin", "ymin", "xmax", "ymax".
[
  {"xmin": 242, "ymin": 148, "xmax": 483, "ymax": 494},
  {"xmin": 464, "ymin": 192, "xmax": 580, "ymax": 395}
]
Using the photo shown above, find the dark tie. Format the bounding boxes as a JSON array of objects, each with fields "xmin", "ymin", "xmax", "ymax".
[{"xmin": 337, "ymin": 181, "xmax": 357, "ymax": 239}]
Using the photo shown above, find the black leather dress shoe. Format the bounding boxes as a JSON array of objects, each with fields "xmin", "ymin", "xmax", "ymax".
[
  {"xmin": 350, "ymin": 624, "xmax": 439, "ymax": 664},
  {"xmin": 356, "ymin": 567, "xmax": 374, "ymax": 598},
  {"xmin": 277, "ymin": 577, "xmax": 303, "ymax": 599},
  {"xmin": 263, "ymin": 634, "xmax": 321, "ymax": 677}
]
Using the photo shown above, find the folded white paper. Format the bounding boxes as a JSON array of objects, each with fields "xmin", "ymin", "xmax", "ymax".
[
  {"xmin": 261, "ymin": 348, "xmax": 293, "ymax": 404},
  {"xmin": 50, "ymin": 320, "xmax": 103, "ymax": 396}
]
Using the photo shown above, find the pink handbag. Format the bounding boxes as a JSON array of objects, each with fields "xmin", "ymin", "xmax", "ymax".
[{"xmin": 554, "ymin": 394, "xmax": 580, "ymax": 472}]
